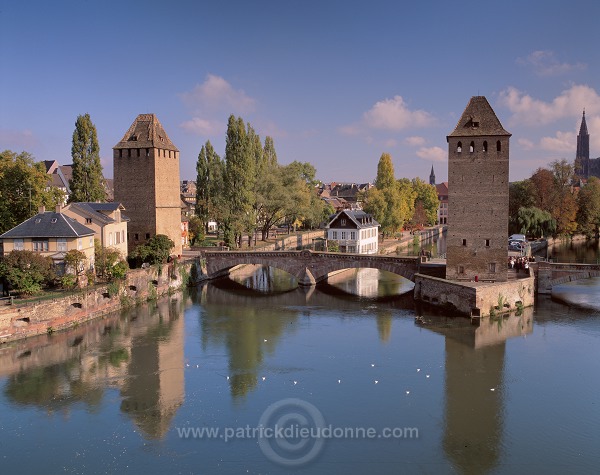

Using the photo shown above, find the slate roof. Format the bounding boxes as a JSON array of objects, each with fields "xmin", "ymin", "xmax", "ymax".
[
  {"xmin": 326, "ymin": 210, "xmax": 380, "ymax": 229},
  {"xmin": 0, "ymin": 212, "xmax": 95, "ymax": 239},
  {"xmin": 68, "ymin": 202, "xmax": 130, "ymax": 224},
  {"xmin": 447, "ymin": 96, "xmax": 511, "ymax": 138},
  {"xmin": 113, "ymin": 114, "xmax": 179, "ymax": 151}
]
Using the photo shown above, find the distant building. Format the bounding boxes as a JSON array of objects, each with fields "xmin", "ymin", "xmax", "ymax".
[
  {"xmin": 446, "ymin": 96, "xmax": 510, "ymax": 282},
  {"xmin": 0, "ymin": 206, "xmax": 95, "ymax": 273},
  {"xmin": 326, "ymin": 210, "xmax": 379, "ymax": 254},
  {"xmin": 62, "ymin": 202, "xmax": 129, "ymax": 258},
  {"xmin": 113, "ymin": 114, "xmax": 182, "ymax": 256},
  {"xmin": 436, "ymin": 182, "xmax": 449, "ymax": 225},
  {"xmin": 575, "ymin": 110, "xmax": 600, "ymax": 180},
  {"xmin": 43, "ymin": 160, "xmax": 72, "ymax": 202}
]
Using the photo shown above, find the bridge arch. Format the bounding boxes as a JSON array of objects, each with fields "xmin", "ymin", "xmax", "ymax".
[{"xmin": 204, "ymin": 250, "xmax": 421, "ymax": 286}]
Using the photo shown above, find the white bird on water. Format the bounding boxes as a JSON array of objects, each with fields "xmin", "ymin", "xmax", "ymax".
[
  {"xmin": 374, "ymin": 380, "xmax": 379, "ymax": 384},
  {"xmin": 262, "ymin": 377, "xmax": 266, "ymax": 381}
]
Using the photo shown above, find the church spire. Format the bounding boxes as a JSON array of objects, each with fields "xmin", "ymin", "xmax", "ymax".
[
  {"xmin": 576, "ymin": 109, "xmax": 590, "ymax": 179},
  {"xmin": 579, "ymin": 109, "xmax": 588, "ymax": 136},
  {"xmin": 429, "ymin": 165, "xmax": 436, "ymax": 185}
]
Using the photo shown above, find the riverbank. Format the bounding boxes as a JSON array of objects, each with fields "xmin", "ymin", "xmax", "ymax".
[
  {"xmin": 379, "ymin": 225, "xmax": 447, "ymax": 255},
  {"xmin": 0, "ymin": 258, "xmax": 203, "ymax": 344}
]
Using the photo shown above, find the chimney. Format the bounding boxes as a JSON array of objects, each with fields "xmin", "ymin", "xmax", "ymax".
[{"xmin": 38, "ymin": 205, "xmax": 45, "ymax": 214}]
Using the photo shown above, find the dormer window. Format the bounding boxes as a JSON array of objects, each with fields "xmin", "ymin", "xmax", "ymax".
[
  {"xmin": 35, "ymin": 218, "xmax": 41, "ymax": 223},
  {"xmin": 129, "ymin": 134, "xmax": 137, "ymax": 141},
  {"xmin": 51, "ymin": 218, "xmax": 57, "ymax": 223},
  {"xmin": 341, "ymin": 219, "xmax": 347, "ymax": 225}
]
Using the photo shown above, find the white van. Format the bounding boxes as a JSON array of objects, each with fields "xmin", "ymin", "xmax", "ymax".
[{"xmin": 508, "ymin": 234, "xmax": 526, "ymax": 242}]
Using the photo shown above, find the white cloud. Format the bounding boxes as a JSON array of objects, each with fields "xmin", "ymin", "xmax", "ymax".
[
  {"xmin": 179, "ymin": 117, "xmax": 223, "ymax": 136},
  {"xmin": 498, "ymin": 84, "xmax": 600, "ymax": 126},
  {"xmin": 384, "ymin": 139, "xmax": 398, "ymax": 148},
  {"xmin": 404, "ymin": 136, "xmax": 426, "ymax": 147},
  {"xmin": 363, "ymin": 96, "xmax": 435, "ymax": 131},
  {"xmin": 517, "ymin": 50, "xmax": 586, "ymax": 77},
  {"xmin": 0, "ymin": 129, "xmax": 37, "ymax": 148},
  {"xmin": 180, "ymin": 74, "xmax": 257, "ymax": 115},
  {"xmin": 416, "ymin": 146, "xmax": 446, "ymax": 162},
  {"xmin": 179, "ymin": 74, "xmax": 260, "ymax": 136},
  {"xmin": 517, "ymin": 138, "xmax": 535, "ymax": 150},
  {"xmin": 539, "ymin": 130, "xmax": 575, "ymax": 153},
  {"xmin": 587, "ymin": 115, "xmax": 600, "ymax": 153},
  {"xmin": 338, "ymin": 124, "xmax": 361, "ymax": 136}
]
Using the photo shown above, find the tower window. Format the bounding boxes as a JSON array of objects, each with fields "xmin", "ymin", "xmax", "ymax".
[
  {"xmin": 119, "ymin": 149, "xmax": 122, "ymax": 158},
  {"xmin": 134, "ymin": 233, "xmax": 139, "ymax": 240},
  {"xmin": 458, "ymin": 265, "xmax": 465, "ymax": 274},
  {"xmin": 469, "ymin": 141, "xmax": 475, "ymax": 153},
  {"xmin": 485, "ymin": 239, "xmax": 490, "ymax": 247},
  {"xmin": 146, "ymin": 233, "xmax": 150, "ymax": 240},
  {"xmin": 146, "ymin": 148, "xmax": 150, "ymax": 157},
  {"xmin": 457, "ymin": 141, "xmax": 462, "ymax": 153},
  {"xmin": 483, "ymin": 141, "xmax": 488, "ymax": 152},
  {"xmin": 137, "ymin": 148, "xmax": 140, "ymax": 157},
  {"xmin": 489, "ymin": 262, "xmax": 496, "ymax": 273},
  {"xmin": 496, "ymin": 140, "xmax": 501, "ymax": 152},
  {"xmin": 127, "ymin": 149, "xmax": 131, "ymax": 158},
  {"xmin": 462, "ymin": 239, "xmax": 467, "ymax": 246}
]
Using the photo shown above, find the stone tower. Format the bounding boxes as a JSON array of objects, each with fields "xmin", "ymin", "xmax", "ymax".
[
  {"xmin": 446, "ymin": 97, "xmax": 511, "ymax": 281},
  {"xmin": 575, "ymin": 110, "xmax": 589, "ymax": 179},
  {"xmin": 113, "ymin": 114, "xmax": 182, "ymax": 256},
  {"xmin": 429, "ymin": 165, "xmax": 436, "ymax": 185}
]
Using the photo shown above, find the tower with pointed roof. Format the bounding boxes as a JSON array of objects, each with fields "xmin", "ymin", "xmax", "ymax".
[
  {"xmin": 575, "ymin": 110, "xmax": 590, "ymax": 179},
  {"xmin": 446, "ymin": 97, "xmax": 511, "ymax": 282},
  {"xmin": 113, "ymin": 114, "xmax": 182, "ymax": 256},
  {"xmin": 429, "ymin": 165, "xmax": 436, "ymax": 185}
]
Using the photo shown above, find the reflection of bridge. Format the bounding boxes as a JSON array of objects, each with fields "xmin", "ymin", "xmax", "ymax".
[
  {"xmin": 535, "ymin": 262, "xmax": 600, "ymax": 294},
  {"xmin": 204, "ymin": 250, "xmax": 427, "ymax": 286}
]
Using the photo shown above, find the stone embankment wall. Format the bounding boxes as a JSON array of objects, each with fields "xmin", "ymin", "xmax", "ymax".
[
  {"xmin": 0, "ymin": 258, "xmax": 203, "ymax": 344},
  {"xmin": 414, "ymin": 271, "xmax": 535, "ymax": 317}
]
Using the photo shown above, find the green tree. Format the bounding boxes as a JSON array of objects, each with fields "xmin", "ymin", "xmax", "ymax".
[
  {"xmin": 195, "ymin": 141, "xmax": 224, "ymax": 234},
  {"xmin": 517, "ymin": 207, "xmax": 556, "ymax": 238},
  {"xmin": 131, "ymin": 234, "xmax": 174, "ymax": 266},
  {"xmin": 63, "ymin": 249, "xmax": 87, "ymax": 276},
  {"xmin": 576, "ymin": 176, "xmax": 600, "ymax": 239},
  {"xmin": 411, "ymin": 177, "xmax": 439, "ymax": 226},
  {"xmin": 0, "ymin": 150, "xmax": 64, "ymax": 234},
  {"xmin": 363, "ymin": 155, "xmax": 418, "ymax": 238},
  {"xmin": 0, "ymin": 250, "xmax": 54, "ymax": 296},
  {"xmin": 550, "ymin": 159, "xmax": 578, "ymax": 236},
  {"xmin": 223, "ymin": 116, "xmax": 255, "ymax": 247},
  {"xmin": 509, "ymin": 180, "xmax": 535, "ymax": 235},
  {"xmin": 188, "ymin": 215, "xmax": 205, "ymax": 246},
  {"xmin": 94, "ymin": 240, "xmax": 127, "ymax": 280},
  {"xmin": 69, "ymin": 113, "xmax": 106, "ymax": 203}
]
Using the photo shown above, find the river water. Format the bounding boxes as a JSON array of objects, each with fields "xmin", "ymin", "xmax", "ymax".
[{"xmin": 0, "ymin": 249, "xmax": 599, "ymax": 474}]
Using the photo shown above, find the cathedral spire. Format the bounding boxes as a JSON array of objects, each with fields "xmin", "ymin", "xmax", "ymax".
[
  {"xmin": 429, "ymin": 165, "xmax": 436, "ymax": 185},
  {"xmin": 576, "ymin": 109, "xmax": 590, "ymax": 179}
]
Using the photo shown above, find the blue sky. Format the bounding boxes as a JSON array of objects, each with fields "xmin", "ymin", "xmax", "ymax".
[{"xmin": 2, "ymin": 0, "xmax": 599, "ymax": 184}]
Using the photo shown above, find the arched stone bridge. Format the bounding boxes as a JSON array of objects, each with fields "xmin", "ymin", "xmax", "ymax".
[
  {"xmin": 535, "ymin": 262, "xmax": 600, "ymax": 294},
  {"xmin": 203, "ymin": 250, "xmax": 422, "ymax": 286}
]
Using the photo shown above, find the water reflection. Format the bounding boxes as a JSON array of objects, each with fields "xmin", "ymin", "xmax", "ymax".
[
  {"xmin": 419, "ymin": 310, "xmax": 533, "ymax": 474},
  {"xmin": 547, "ymin": 238, "xmax": 599, "ymax": 264},
  {"xmin": 198, "ymin": 282, "xmax": 300, "ymax": 400},
  {"xmin": 1, "ymin": 297, "xmax": 185, "ymax": 439}
]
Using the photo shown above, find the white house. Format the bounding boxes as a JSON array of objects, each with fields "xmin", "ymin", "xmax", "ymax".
[{"xmin": 326, "ymin": 210, "xmax": 379, "ymax": 254}]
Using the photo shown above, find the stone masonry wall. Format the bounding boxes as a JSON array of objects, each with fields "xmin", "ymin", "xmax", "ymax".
[{"xmin": 0, "ymin": 259, "xmax": 201, "ymax": 343}]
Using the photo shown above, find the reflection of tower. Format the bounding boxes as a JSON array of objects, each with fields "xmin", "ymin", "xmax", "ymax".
[
  {"xmin": 444, "ymin": 339, "xmax": 504, "ymax": 473},
  {"xmin": 423, "ymin": 311, "xmax": 533, "ymax": 474},
  {"xmin": 120, "ymin": 299, "xmax": 184, "ymax": 439}
]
